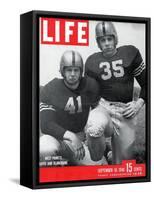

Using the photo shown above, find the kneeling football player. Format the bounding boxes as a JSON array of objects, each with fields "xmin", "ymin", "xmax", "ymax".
[
  {"xmin": 40, "ymin": 50, "xmax": 109, "ymax": 166},
  {"xmin": 85, "ymin": 21, "xmax": 145, "ymax": 164}
]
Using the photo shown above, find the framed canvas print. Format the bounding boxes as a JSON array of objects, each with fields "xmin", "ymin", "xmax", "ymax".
[{"xmin": 20, "ymin": 10, "xmax": 151, "ymax": 189}]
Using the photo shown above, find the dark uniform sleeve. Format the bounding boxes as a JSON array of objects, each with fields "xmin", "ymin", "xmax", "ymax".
[
  {"xmin": 85, "ymin": 57, "xmax": 92, "ymax": 77},
  {"xmin": 88, "ymin": 76, "xmax": 101, "ymax": 109},
  {"xmin": 85, "ymin": 56, "xmax": 101, "ymax": 108},
  {"xmin": 132, "ymin": 49, "xmax": 146, "ymax": 102},
  {"xmin": 85, "ymin": 56, "xmax": 98, "ymax": 79},
  {"xmin": 40, "ymin": 84, "xmax": 66, "ymax": 140}
]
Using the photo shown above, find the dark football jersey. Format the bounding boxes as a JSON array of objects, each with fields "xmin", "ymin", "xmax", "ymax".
[
  {"xmin": 40, "ymin": 76, "xmax": 100, "ymax": 140},
  {"xmin": 85, "ymin": 45, "xmax": 146, "ymax": 103}
]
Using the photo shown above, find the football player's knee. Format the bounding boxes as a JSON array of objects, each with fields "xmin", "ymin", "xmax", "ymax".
[
  {"xmin": 85, "ymin": 111, "xmax": 108, "ymax": 137},
  {"xmin": 40, "ymin": 135, "xmax": 61, "ymax": 157},
  {"xmin": 87, "ymin": 135, "xmax": 106, "ymax": 161}
]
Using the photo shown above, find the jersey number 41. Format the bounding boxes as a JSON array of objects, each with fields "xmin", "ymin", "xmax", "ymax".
[{"xmin": 64, "ymin": 96, "xmax": 82, "ymax": 114}]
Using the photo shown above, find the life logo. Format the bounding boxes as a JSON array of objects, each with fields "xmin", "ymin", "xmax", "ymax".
[{"xmin": 40, "ymin": 18, "xmax": 89, "ymax": 46}]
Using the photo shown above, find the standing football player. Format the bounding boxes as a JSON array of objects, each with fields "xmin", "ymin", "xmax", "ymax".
[
  {"xmin": 40, "ymin": 50, "xmax": 107, "ymax": 166},
  {"xmin": 85, "ymin": 22, "xmax": 145, "ymax": 164}
]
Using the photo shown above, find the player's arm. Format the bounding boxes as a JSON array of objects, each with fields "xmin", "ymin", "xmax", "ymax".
[
  {"xmin": 133, "ymin": 48, "xmax": 146, "ymax": 103},
  {"xmin": 40, "ymin": 105, "xmax": 85, "ymax": 160},
  {"xmin": 91, "ymin": 79, "xmax": 101, "ymax": 109},
  {"xmin": 85, "ymin": 64, "xmax": 101, "ymax": 109},
  {"xmin": 85, "ymin": 56, "xmax": 98, "ymax": 80},
  {"xmin": 123, "ymin": 50, "xmax": 145, "ymax": 118},
  {"xmin": 134, "ymin": 63, "xmax": 146, "ymax": 104},
  {"xmin": 40, "ymin": 102, "xmax": 66, "ymax": 140},
  {"xmin": 40, "ymin": 84, "xmax": 67, "ymax": 140}
]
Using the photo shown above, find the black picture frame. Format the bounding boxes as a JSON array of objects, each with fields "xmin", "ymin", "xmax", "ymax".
[{"xmin": 20, "ymin": 10, "xmax": 151, "ymax": 189}]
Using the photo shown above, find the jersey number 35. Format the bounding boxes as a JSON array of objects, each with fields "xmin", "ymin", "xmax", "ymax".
[{"xmin": 99, "ymin": 59, "xmax": 124, "ymax": 80}]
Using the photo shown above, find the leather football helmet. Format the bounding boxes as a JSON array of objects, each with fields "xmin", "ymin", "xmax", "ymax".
[
  {"xmin": 60, "ymin": 50, "xmax": 84, "ymax": 77},
  {"xmin": 95, "ymin": 22, "xmax": 118, "ymax": 47}
]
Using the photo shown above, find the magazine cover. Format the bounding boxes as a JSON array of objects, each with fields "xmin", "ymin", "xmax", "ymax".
[{"xmin": 20, "ymin": 11, "xmax": 150, "ymax": 189}]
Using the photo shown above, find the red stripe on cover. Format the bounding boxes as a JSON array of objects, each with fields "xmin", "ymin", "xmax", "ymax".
[{"xmin": 39, "ymin": 160, "xmax": 146, "ymax": 183}]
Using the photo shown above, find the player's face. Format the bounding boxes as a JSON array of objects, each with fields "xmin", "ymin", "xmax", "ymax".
[
  {"xmin": 64, "ymin": 66, "xmax": 81, "ymax": 86},
  {"xmin": 99, "ymin": 35, "xmax": 116, "ymax": 57}
]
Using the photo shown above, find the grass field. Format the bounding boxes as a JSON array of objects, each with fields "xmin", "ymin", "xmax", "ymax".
[
  {"xmin": 133, "ymin": 105, "xmax": 145, "ymax": 163},
  {"xmin": 133, "ymin": 86, "xmax": 146, "ymax": 163}
]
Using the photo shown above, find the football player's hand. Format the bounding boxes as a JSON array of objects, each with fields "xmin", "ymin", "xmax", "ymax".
[
  {"xmin": 63, "ymin": 131, "xmax": 85, "ymax": 160},
  {"xmin": 123, "ymin": 98, "xmax": 144, "ymax": 119}
]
